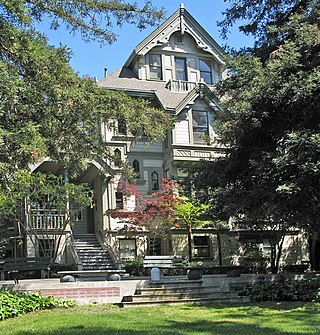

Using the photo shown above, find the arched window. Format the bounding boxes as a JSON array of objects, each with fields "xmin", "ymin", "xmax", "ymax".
[
  {"xmin": 151, "ymin": 171, "xmax": 159, "ymax": 191},
  {"xmin": 132, "ymin": 159, "xmax": 140, "ymax": 179},
  {"xmin": 114, "ymin": 148, "xmax": 121, "ymax": 167}
]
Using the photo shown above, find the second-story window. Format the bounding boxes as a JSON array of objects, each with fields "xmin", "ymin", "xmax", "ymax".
[
  {"xmin": 192, "ymin": 111, "xmax": 209, "ymax": 144},
  {"xmin": 175, "ymin": 57, "xmax": 187, "ymax": 81},
  {"xmin": 149, "ymin": 54, "xmax": 162, "ymax": 80},
  {"xmin": 199, "ymin": 59, "xmax": 212, "ymax": 84},
  {"xmin": 117, "ymin": 117, "xmax": 127, "ymax": 135},
  {"xmin": 114, "ymin": 148, "xmax": 122, "ymax": 167},
  {"xmin": 151, "ymin": 171, "xmax": 159, "ymax": 191},
  {"xmin": 132, "ymin": 159, "xmax": 140, "ymax": 179}
]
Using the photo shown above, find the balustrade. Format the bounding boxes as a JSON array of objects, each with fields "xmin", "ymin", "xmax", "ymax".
[{"xmin": 30, "ymin": 209, "xmax": 65, "ymax": 230}]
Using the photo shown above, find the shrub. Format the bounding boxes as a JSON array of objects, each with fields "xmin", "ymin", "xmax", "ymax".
[
  {"xmin": 0, "ymin": 290, "xmax": 76, "ymax": 321},
  {"xmin": 123, "ymin": 257, "xmax": 144, "ymax": 276},
  {"xmin": 50, "ymin": 263, "xmax": 78, "ymax": 277},
  {"xmin": 282, "ymin": 264, "xmax": 309, "ymax": 273},
  {"xmin": 248, "ymin": 276, "xmax": 320, "ymax": 302}
]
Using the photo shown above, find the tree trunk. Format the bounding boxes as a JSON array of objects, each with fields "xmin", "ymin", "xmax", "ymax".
[
  {"xmin": 187, "ymin": 223, "xmax": 193, "ymax": 262},
  {"xmin": 217, "ymin": 231, "xmax": 223, "ymax": 266}
]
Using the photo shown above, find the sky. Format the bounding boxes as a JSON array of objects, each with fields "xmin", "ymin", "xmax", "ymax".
[{"xmin": 36, "ymin": 0, "xmax": 253, "ymax": 80}]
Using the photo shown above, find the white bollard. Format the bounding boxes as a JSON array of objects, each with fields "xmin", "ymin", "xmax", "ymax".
[{"xmin": 150, "ymin": 267, "xmax": 161, "ymax": 281}]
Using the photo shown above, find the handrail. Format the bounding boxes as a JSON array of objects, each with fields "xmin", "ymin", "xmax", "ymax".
[
  {"xmin": 97, "ymin": 230, "xmax": 122, "ymax": 270},
  {"xmin": 30, "ymin": 209, "xmax": 65, "ymax": 230},
  {"xmin": 66, "ymin": 233, "xmax": 82, "ymax": 270},
  {"xmin": 166, "ymin": 79, "xmax": 197, "ymax": 92}
]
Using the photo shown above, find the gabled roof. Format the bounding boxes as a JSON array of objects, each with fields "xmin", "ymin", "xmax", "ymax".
[
  {"xmin": 98, "ymin": 67, "xmax": 189, "ymax": 111},
  {"xmin": 175, "ymin": 83, "xmax": 223, "ymax": 115},
  {"xmin": 125, "ymin": 4, "xmax": 225, "ymax": 67},
  {"xmin": 98, "ymin": 67, "xmax": 222, "ymax": 115}
]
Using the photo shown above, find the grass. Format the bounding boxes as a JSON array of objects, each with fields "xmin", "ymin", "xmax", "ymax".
[{"xmin": 0, "ymin": 302, "xmax": 319, "ymax": 335}]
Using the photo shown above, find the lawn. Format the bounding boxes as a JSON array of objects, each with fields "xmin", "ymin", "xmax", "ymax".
[{"xmin": 0, "ymin": 302, "xmax": 319, "ymax": 335}]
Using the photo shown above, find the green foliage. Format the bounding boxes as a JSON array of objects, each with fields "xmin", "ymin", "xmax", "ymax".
[
  {"xmin": 219, "ymin": 0, "xmax": 317, "ymax": 50},
  {"xmin": 0, "ymin": 290, "xmax": 75, "ymax": 321},
  {"xmin": 191, "ymin": 1, "xmax": 320, "ymax": 272},
  {"xmin": 122, "ymin": 257, "xmax": 144, "ymax": 277},
  {"xmin": 174, "ymin": 196, "xmax": 210, "ymax": 229},
  {"xmin": 0, "ymin": 1, "xmax": 171, "ymax": 216},
  {"xmin": 0, "ymin": 1, "xmax": 165, "ymax": 44},
  {"xmin": 249, "ymin": 277, "xmax": 320, "ymax": 302}
]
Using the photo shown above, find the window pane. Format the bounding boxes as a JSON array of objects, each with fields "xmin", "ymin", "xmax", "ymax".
[
  {"xmin": 149, "ymin": 54, "xmax": 162, "ymax": 80},
  {"xmin": 151, "ymin": 171, "xmax": 159, "ymax": 190},
  {"xmin": 192, "ymin": 111, "xmax": 208, "ymax": 128},
  {"xmin": 150, "ymin": 54, "xmax": 161, "ymax": 66},
  {"xmin": 200, "ymin": 72, "xmax": 212, "ymax": 85},
  {"xmin": 175, "ymin": 58, "xmax": 187, "ymax": 81},
  {"xmin": 119, "ymin": 239, "xmax": 136, "ymax": 260},
  {"xmin": 193, "ymin": 236, "xmax": 210, "ymax": 258},
  {"xmin": 116, "ymin": 192, "xmax": 123, "ymax": 209},
  {"xmin": 199, "ymin": 59, "xmax": 211, "ymax": 71},
  {"xmin": 148, "ymin": 238, "xmax": 161, "ymax": 255},
  {"xmin": 150, "ymin": 66, "xmax": 162, "ymax": 80},
  {"xmin": 199, "ymin": 59, "xmax": 212, "ymax": 84},
  {"xmin": 132, "ymin": 159, "xmax": 140, "ymax": 179}
]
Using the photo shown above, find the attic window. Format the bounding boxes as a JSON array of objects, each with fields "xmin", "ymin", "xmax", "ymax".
[
  {"xmin": 176, "ymin": 34, "xmax": 183, "ymax": 44},
  {"xmin": 149, "ymin": 54, "xmax": 162, "ymax": 80}
]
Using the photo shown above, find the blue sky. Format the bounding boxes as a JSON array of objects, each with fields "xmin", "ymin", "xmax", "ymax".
[{"xmin": 36, "ymin": 0, "xmax": 253, "ymax": 79}]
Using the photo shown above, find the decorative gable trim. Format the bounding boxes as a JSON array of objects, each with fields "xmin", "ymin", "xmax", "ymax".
[
  {"xmin": 175, "ymin": 83, "xmax": 223, "ymax": 115},
  {"xmin": 125, "ymin": 5, "xmax": 225, "ymax": 68}
]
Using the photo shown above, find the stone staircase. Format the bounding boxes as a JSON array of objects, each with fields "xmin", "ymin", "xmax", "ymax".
[
  {"xmin": 119, "ymin": 278, "xmax": 250, "ymax": 307},
  {"xmin": 73, "ymin": 234, "xmax": 116, "ymax": 270}
]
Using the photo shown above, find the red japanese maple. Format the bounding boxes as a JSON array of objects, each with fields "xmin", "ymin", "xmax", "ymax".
[{"xmin": 108, "ymin": 178, "xmax": 182, "ymax": 230}]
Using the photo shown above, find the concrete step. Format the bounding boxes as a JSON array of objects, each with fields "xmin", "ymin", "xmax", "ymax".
[
  {"xmin": 76, "ymin": 245, "xmax": 101, "ymax": 249},
  {"xmin": 119, "ymin": 295, "xmax": 250, "ymax": 308},
  {"xmin": 123, "ymin": 291, "xmax": 235, "ymax": 302},
  {"xmin": 78, "ymin": 251, "xmax": 112, "ymax": 256},
  {"xmin": 136, "ymin": 285, "xmax": 221, "ymax": 296},
  {"xmin": 73, "ymin": 234, "xmax": 116, "ymax": 270},
  {"xmin": 149, "ymin": 279, "xmax": 203, "ymax": 288}
]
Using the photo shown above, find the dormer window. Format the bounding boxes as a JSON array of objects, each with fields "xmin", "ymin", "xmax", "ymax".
[
  {"xmin": 149, "ymin": 54, "xmax": 162, "ymax": 80},
  {"xmin": 199, "ymin": 59, "xmax": 212, "ymax": 85}
]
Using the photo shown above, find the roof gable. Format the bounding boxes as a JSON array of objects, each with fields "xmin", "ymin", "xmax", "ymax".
[
  {"xmin": 175, "ymin": 83, "xmax": 223, "ymax": 115},
  {"xmin": 125, "ymin": 4, "xmax": 225, "ymax": 67}
]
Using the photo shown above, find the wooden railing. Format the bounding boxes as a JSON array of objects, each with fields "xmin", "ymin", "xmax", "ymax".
[
  {"xmin": 30, "ymin": 209, "xmax": 66, "ymax": 230},
  {"xmin": 166, "ymin": 79, "xmax": 197, "ymax": 92}
]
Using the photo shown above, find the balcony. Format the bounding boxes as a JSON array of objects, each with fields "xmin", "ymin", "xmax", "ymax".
[
  {"xmin": 166, "ymin": 79, "xmax": 197, "ymax": 92},
  {"xmin": 168, "ymin": 145, "xmax": 225, "ymax": 162},
  {"xmin": 30, "ymin": 209, "xmax": 66, "ymax": 230}
]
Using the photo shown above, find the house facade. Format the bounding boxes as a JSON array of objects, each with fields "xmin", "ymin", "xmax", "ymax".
[{"xmin": 3, "ymin": 5, "xmax": 310, "ymax": 272}]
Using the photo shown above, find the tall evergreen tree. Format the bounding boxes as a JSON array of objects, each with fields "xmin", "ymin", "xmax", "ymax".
[
  {"xmin": 191, "ymin": 0, "xmax": 320, "ymax": 271},
  {"xmin": 0, "ymin": 1, "xmax": 171, "ymax": 180}
]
